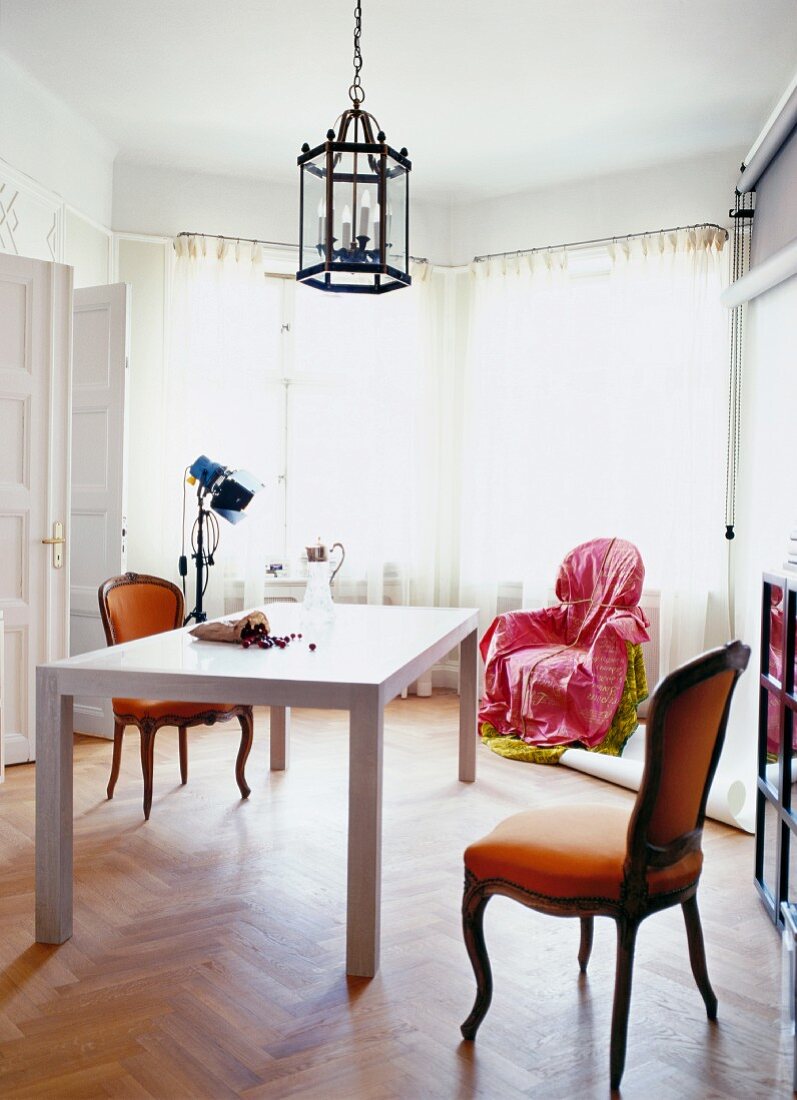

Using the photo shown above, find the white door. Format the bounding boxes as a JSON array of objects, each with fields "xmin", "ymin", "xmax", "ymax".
[
  {"xmin": 0, "ymin": 253, "xmax": 72, "ymax": 764},
  {"xmin": 70, "ymin": 283, "xmax": 130, "ymax": 738}
]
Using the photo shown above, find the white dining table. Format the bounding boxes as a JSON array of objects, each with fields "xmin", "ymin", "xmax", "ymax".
[{"xmin": 35, "ymin": 602, "xmax": 479, "ymax": 977}]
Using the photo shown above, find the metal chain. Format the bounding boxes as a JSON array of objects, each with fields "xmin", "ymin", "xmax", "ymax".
[
  {"xmin": 349, "ymin": 0, "xmax": 365, "ymax": 105},
  {"xmin": 724, "ymin": 188, "xmax": 753, "ymax": 540}
]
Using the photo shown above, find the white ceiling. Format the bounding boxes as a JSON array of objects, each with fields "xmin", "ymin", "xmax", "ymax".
[{"xmin": 1, "ymin": 0, "xmax": 795, "ymax": 200}]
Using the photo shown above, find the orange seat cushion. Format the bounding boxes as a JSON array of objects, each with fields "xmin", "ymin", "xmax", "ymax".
[
  {"xmin": 464, "ymin": 803, "xmax": 703, "ymax": 902},
  {"xmin": 113, "ymin": 699, "xmax": 239, "ymax": 722}
]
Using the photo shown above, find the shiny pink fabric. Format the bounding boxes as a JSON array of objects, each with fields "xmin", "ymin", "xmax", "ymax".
[
  {"xmin": 479, "ymin": 538, "xmax": 650, "ymax": 747},
  {"xmin": 767, "ymin": 587, "xmax": 797, "ymax": 755}
]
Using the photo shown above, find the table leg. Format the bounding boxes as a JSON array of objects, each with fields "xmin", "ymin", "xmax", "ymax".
[
  {"xmin": 459, "ymin": 627, "xmax": 478, "ymax": 782},
  {"xmin": 270, "ymin": 706, "xmax": 291, "ymax": 771},
  {"xmin": 346, "ymin": 687, "xmax": 383, "ymax": 978},
  {"xmin": 35, "ymin": 668, "xmax": 73, "ymax": 944}
]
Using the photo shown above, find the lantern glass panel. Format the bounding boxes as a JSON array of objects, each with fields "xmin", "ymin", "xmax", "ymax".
[
  {"xmin": 330, "ymin": 150, "xmax": 379, "ymax": 264},
  {"xmin": 386, "ymin": 160, "xmax": 408, "ymax": 276},
  {"xmin": 301, "ymin": 154, "xmax": 327, "ymax": 273}
]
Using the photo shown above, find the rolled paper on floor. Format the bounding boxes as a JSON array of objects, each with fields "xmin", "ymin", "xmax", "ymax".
[{"xmin": 560, "ymin": 726, "xmax": 755, "ymax": 832}]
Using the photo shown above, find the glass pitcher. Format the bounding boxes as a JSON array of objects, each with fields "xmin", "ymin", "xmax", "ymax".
[{"xmin": 303, "ymin": 539, "xmax": 345, "ymax": 621}]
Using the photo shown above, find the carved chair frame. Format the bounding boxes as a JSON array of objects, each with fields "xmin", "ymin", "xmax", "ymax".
[
  {"xmin": 98, "ymin": 572, "xmax": 254, "ymax": 820},
  {"xmin": 461, "ymin": 640, "xmax": 750, "ymax": 1089}
]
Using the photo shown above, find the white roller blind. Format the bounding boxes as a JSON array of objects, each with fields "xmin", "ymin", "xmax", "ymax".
[
  {"xmin": 737, "ymin": 76, "xmax": 797, "ymax": 194},
  {"xmin": 723, "ymin": 73, "xmax": 797, "ymax": 307}
]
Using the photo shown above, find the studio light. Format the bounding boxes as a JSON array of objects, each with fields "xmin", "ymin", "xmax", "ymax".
[{"xmin": 180, "ymin": 455, "xmax": 263, "ymax": 624}]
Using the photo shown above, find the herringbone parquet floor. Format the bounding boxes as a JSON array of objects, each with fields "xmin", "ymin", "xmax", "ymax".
[{"xmin": 0, "ymin": 695, "xmax": 790, "ymax": 1097}]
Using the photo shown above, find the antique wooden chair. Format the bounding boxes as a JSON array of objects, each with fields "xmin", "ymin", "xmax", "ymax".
[
  {"xmin": 461, "ymin": 639, "xmax": 750, "ymax": 1089},
  {"xmin": 98, "ymin": 572, "xmax": 253, "ymax": 820}
]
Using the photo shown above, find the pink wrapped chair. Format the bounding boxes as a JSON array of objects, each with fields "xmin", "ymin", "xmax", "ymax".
[{"xmin": 480, "ymin": 538, "xmax": 649, "ymax": 749}]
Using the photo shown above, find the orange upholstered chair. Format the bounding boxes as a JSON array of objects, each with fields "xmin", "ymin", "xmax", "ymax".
[
  {"xmin": 98, "ymin": 572, "xmax": 253, "ymax": 820},
  {"xmin": 461, "ymin": 640, "xmax": 750, "ymax": 1090}
]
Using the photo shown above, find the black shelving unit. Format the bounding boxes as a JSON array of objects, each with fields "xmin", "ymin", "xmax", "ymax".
[{"xmin": 756, "ymin": 571, "xmax": 797, "ymax": 925}]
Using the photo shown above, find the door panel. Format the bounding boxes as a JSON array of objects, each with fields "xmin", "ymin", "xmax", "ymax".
[
  {"xmin": 0, "ymin": 253, "xmax": 71, "ymax": 765},
  {"xmin": 70, "ymin": 283, "xmax": 129, "ymax": 737}
]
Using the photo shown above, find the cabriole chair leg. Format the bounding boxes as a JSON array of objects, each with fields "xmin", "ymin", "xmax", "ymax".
[
  {"xmin": 139, "ymin": 723, "xmax": 157, "ymax": 821},
  {"xmin": 178, "ymin": 726, "xmax": 188, "ymax": 785},
  {"xmin": 107, "ymin": 720, "xmax": 125, "ymax": 799},
  {"xmin": 461, "ymin": 888, "xmax": 493, "ymax": 1040},
  {"xmin": 236, "ymin": 710, "xmax": 253, "ymax": 799},
  {"xmin": 578, "ymin": 916, "xmax": 594, "ymax": 973},
  {"xmin": 610, "ymin": 916, "xmax": 639, "ymax": 1090},
  {"xmin": 682, "ymin": 893, "xmax": 718, "ymax": 1020}
]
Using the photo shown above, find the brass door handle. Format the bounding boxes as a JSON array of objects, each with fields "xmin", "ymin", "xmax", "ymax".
[{"xmin": 42, "ymin": 522, "xmax": 65, "ymax": 568}]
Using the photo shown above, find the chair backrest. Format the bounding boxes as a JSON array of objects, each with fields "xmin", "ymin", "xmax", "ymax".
[
  {"xmin": 555, "ymin": 537, "xmax": 645, "ymax": 645},
  {"xmin": 625, "ymin": 640, "xmax": 750, "ymax": 877},
  {"xmin": 98, "ymin": 572, "xmax": 184, "ymax": 646}
]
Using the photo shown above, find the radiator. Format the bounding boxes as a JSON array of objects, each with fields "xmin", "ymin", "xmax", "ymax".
[{"xmin": 638, "ymin": 590, "xmax": 661, "ymax": 697}]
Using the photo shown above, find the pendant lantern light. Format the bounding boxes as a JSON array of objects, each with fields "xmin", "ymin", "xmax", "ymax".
[{"xmin": 296, "ymin": 0, "xmax": 411, "ymax": 294}]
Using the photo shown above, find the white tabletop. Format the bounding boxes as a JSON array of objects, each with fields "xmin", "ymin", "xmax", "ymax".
[
  {"xmin": 43, "ymin": 603, "xmax": 478, "ymax": 706},
  {"xmin": 35, "ymin": 601, "xmax": 481, "ymax": 975}
]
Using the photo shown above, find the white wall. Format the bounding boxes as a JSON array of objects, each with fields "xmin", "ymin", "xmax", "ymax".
[
  {"xmin": 0, "ymin": 51, "xmax": 114, "ymax": 280},
  {"xmin": 449, "ymin": 149, "xmax": 742, "ymax": 265},
  {"xmin": 116, "ymin": 237, "xmax": 169, "ymax": 577},
  {"xmin": 64, "ymin": 209, "xmax": 112, "ymax": 287},
  {"xmin": 0, "ymin": 50, "xmax": 114, "ymax": 227},
  {"xmin": 114, "ymin": 150, "xmax": 741, "ymax": 270},
  {"xmin": 729, "ymin": 272, "xmax": 797, "ymax": 822},
  {"xmin": 113, "ymin": 160, "xmax": 452, "ymax": 265},
  {"xmin": 720, "ymin": 115, "xmax": 797, "ymax": 829}
]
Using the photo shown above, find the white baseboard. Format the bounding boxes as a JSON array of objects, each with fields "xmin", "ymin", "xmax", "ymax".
[
  {"xmin": 431, "ymin": 659, "xmax": 460, "ymax": 692},
  {"xmin": 74, "ymin": 703, "xmax": 114, "ymax": 739},
  {"xmin": 4, "ymin": 731, "xmax": 32, "ymax": 765}
]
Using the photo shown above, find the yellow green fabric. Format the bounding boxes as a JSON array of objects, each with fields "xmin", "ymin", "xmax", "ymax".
[{"xmin": 481, "ymin": 642, "xmax": 648, "ymax": 765}]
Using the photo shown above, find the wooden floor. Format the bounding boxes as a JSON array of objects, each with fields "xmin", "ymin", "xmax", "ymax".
[{"xmin": 0, "ymin": 694, "xmax": 790, "ymax": 1098}]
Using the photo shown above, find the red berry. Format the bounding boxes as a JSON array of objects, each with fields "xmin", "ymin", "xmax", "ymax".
[{"xmin": 309, "ymin": 643, "xmax": 317, "ymax": 651}]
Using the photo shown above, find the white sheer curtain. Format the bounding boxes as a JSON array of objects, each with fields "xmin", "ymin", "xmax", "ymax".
[
  {"xmin": 460, "ymin": 227, "xmax": 729, "ymax": 673},
  {"xmin": 163, "ymin": 235, "xmax": 283, "ymax": 619},
  {"xmin": 163, "ymin": 237, "xmax": 437, "ymax": 618},
  {"xmin": 289, "ymin": 261, "xmax": 439, "ymax": 607}
]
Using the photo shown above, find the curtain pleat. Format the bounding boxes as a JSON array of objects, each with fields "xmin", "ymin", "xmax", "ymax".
[
  {"xmin": 162, "ymin": 239, "xmax": 438, "ymax": 619},
  {"xmin": 461, "ymin": 229, "xmax": 728, "ymax": 672}
]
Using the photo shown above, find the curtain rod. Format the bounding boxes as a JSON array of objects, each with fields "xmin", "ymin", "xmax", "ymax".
[
  {"xmin": 176, "ymin": 230, "xmax": 296, "ymax": 250},
  {"xmin": 174, "ymin": 230, "xmax": 429, "ymax": 264},
  {"xmin": 472, "ymin": 222, "xmax": 728, "ymax": 264}
]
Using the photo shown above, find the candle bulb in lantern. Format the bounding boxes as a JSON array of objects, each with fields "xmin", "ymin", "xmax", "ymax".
[
  {"xmin": 373, "ymin": 204, "xmax": 381, "ymax": 250},
  {"xmin": 317, "ymin": 197, "xmax": 326, "ymax": 246},
  {"xmin": 386, "ymin": 203, "xmax": 393, "ymax": 249},
  {"xmin": 358, "ymin": 190, "xmax": 371, "ymax": 238},
  {"xmin": 342, "ymin": 204, "xmax": 352, "ymax": 250}
]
